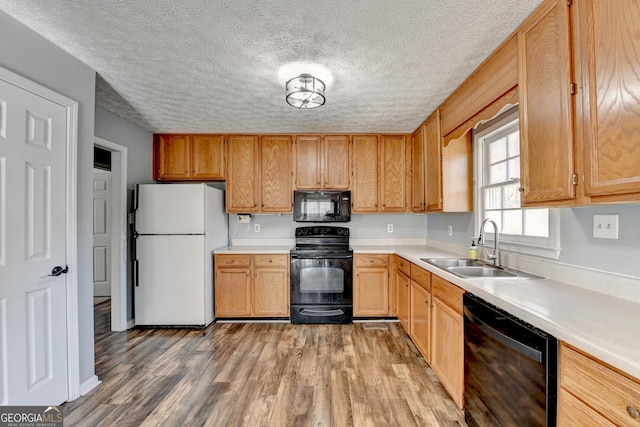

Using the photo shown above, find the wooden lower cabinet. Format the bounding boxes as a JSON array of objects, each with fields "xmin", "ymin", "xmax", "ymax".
[
  {"xmin": 558, "ymin": 342, "xmax": 640, "ymax": 426},
  {"xmin": 430, "ymin": 275, "xmax": 465, "ymax": 409},
  {"xmin": 394, "ymin": 256, "xmax": 411, "ymax": 331},
  {"xmin": 215, "ymin": 254, "xmax": 289, "ymax": 318},
  {"xmin": 409, "ymin": 264, "xmax": 431, "ymax": 361},
  {"xmin": 353, "ymin": 254, "xmax": 390, "ymax": 316}
]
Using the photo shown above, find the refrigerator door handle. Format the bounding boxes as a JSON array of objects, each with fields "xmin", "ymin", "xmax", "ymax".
[{"xmin": 133, "ymin": 259, "xmax": 139, "ymax": 287}]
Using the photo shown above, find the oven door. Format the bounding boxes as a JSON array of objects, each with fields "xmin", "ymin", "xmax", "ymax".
[{"xmin": 290, "ymin": 253, "xmax": 353, "ymax": 305}]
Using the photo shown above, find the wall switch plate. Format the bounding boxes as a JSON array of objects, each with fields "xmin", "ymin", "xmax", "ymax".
[
  {"xmin": 448, "ymin": 225, "xmax": 453, "ymax": 237},
  {"xmin": 237, "ymin": 214, "xmax": 251, "ymax": 224},
  {"xmin": 387, "ymin": 224, "xmax": 393, "ymax": 233},
  {"xmin": 593, "ymin": 214, "xmax": 618, "ymax": 239},
  {"xmin": 254, "ymin": 223, "xmax": 261, "ymax": 233}
]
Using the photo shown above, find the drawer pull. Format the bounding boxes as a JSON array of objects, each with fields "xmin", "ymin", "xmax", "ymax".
[{"xmin": 628, "ymin": 405, "xmax": 639, "ymax": 419}]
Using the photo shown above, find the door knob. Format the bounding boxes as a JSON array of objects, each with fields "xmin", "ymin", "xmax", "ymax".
[{"xmin": 48, "ymin": 265, "xmax": 69, "ymax": 277}]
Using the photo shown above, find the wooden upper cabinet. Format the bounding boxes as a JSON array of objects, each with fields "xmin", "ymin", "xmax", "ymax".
[
  {"xmin": 226, "ymin": 135, "xmax": 260, "ymax": 213},
  {"xmin": 154, "ymin": 134, "xmax": 192, "ymax": 180},
  {"xmin": 411, "ymin": 125, "xmax": 426, "ymax": 212},
  {"xmin": 293, "ymin": 135, "xmax": 322, "ymax": 189},
  {"xmin": 260, "ymin": 135, "xmax": 293, "ymax": 212},
  {"xmin": 518, "ymin": 0, "xmax": 576, "ymax": 205},
  {"xmin": 424, "ymin": 111, "xmax": 443, "ymax": 211},
  {"xmin": 574, "ymin": 0, "xmax": 640, "ymax": 201},
  {"xmin": 154, "ymin": 134, "xmax": 225, "ymax": 181},
  {"xmin": 352, "ymin": 135, "xmax": 379, "ymax": 212},
  {"xmin": 380, "ymin": 135, "xmax": 407, "ymax": 212},
  {"xmin": 293, "ymin": 135, "xmax": 350, "ymax": 189},
  {"xmin": 192, "ymin": 135, "xmax": 225, "ymax": 180},
  {"xmin": 322, "ymin": 135, "xmax": 350, "ymax": 189}
]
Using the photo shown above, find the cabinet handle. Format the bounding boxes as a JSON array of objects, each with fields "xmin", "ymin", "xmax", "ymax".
[{"xmin": 628, "ymin": 406, "xmax": 640, "ymax": 419}]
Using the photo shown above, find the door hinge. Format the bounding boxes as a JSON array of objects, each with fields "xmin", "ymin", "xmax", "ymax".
[
  {"xmin": 572, "ymin": 173, "xmax": 578, "ymax": 185},
  {"xmin": 570, "ymin": 83, "xmax": 577, "ymax": 95}
]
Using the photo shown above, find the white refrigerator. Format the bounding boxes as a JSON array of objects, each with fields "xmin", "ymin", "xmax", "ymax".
[{"xmin": 133, "ymin": 183, "xmax": 228, "ymax": 326}]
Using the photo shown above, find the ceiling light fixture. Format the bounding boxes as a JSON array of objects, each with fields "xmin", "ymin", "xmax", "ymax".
[{"xmin": 285, "ymin": 74, "xmax": 326, "ymax": 109}]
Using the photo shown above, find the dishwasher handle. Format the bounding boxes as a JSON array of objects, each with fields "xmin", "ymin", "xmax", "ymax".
[{"xmin": 464, "ymin": 306, "xmax": 542, "ymax": 363}]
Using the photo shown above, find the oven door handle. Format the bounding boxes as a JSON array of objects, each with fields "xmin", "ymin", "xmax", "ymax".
[
  {"xmin": 300, "ymin": 308, "xmax": 345, "ymax": 317},
  {"xmin": 464, "ymin": 306, "xmax": 542, "ymax": 362},
  {"xmin": 290, "ymin": 254, "xmax": 353, "ymax": 260}
]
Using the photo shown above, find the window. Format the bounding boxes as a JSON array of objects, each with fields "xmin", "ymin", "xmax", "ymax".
[{"xmin": 474, "ymin": 107, "xmax": 560, "ymax": 258}]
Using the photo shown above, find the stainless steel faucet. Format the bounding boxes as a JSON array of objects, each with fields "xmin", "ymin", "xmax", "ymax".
[{"xmin": 478, "ymin": 218, "xmax": 500, "ymax": 267}]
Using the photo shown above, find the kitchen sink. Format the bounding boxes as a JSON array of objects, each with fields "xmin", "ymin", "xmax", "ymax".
[
  {"xmin": 420, "ymin": 258, "xmax": 543, "ymax": 279},
  {"xmin": 420, "ymin": 258, "xmax": 486, "ymax": 268}
]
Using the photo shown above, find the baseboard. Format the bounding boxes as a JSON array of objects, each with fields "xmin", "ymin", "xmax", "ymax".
[{"xmin": 79, "ymin": 375, "xmax": 101, "ymax": 396}]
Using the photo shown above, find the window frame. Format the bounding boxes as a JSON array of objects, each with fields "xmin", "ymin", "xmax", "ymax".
[{"xmin": 473, "ymin": 106, "xmax": 561, "ymax": 259}]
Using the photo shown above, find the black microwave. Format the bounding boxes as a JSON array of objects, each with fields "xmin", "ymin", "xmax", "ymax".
[{"xmin": 293, "ymin": 190, "xmax": 351, "ymax": 223}]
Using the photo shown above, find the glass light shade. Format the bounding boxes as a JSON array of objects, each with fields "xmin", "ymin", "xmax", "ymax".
[{"xmin": 285, "ymin": 74, "xmax": 326, "ymax": 109}]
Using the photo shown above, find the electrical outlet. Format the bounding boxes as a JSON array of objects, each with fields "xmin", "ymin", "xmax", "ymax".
[
  {"xmin": 387, "ymin": 224, "xmax": 393, "ymax": 233},
  {"xmin": 593, "ymin": 214, "xmax": 618, "ymax": 239},
  {"xmin": 254, "ymin": 223, "xmax": 261, "ymax": 233},
  {"xmin": 448, "ymin": 225, "xmax": 453, "ymax": 237}
]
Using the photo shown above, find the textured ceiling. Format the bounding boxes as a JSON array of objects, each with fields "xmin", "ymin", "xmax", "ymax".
[{"xmin": 0, "ymin": 0, "xmax": 543, "ymax": 134}]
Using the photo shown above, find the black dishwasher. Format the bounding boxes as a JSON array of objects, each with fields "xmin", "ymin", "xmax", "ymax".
[{"xmin": 463, "ymin": 293, "xmax": 557, "ymax": 427}]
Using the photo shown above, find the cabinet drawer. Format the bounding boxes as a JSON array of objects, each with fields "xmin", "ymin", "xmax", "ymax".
[
  {"xmin": 560, "ymin": 343, "xmax": 640, "ymax": 427},
  {"xmin": 355, "ymin": 254, "xmax": 389, "ymax": 267},
  {"xmin": 431, "ymin": 275, "xmax": 463, "ymax": 315},
  {"xmin": 253, "ymin": 254, "xmax": 288, "ymax": 268},
  {"xmin": 215, "ymin": 254, "xmax": 251, "ymax": 268},
  {"xmin": 410, "ymin": 264, "xmax": 430, "ymax": 291},
  {"xmin": 395, "ymin": 256, "xmax": 411, "ymax": 276}
]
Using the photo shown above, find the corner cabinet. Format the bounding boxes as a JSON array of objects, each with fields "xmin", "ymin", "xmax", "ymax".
[
  {"xmin": 294, "ymin": 135, "xmax": 350, "ymax": 189},
  {"xmin": 215, "ymin": 254, "xmax": 289, "ymax": 318},
  {"xmin": 395, "ymin": 256, "xmax": 411, "ymax": 332},
  {"xmin": 153, "ymin": 134, "xmax": 225, "ymax": 181},
  {"xmin": 353, "ymin": 254, "xmax": 390, "ymax": 317}
]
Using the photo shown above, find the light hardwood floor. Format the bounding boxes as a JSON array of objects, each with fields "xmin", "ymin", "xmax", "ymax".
[{"xmin": 63, "ymin": 302, "xmax": 466, "ymax": 426}]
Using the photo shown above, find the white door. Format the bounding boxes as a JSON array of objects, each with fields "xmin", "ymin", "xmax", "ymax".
[
  {"xmin": 0, "ymin": 79, "xmax": 69, "ymax": 404},
  {"xmin": 93, "ymin": 169, "xmax": 111, "ymax": 297}
]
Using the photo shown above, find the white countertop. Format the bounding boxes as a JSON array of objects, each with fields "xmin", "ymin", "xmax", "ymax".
[
  {"xmin": 355, "ymin": 244, "xmax": 640, "ymax": 380},
  {"xmin": 215, "ymin": 243, "xmax": 640, "ymax": 379}
]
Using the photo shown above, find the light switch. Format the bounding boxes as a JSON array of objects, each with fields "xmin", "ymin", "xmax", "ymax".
[{"xmin": 593, "ymin": 214, "xmax": 619, "ymax": 239}]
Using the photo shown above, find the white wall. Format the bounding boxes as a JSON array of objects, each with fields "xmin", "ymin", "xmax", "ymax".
[
  {"xmin": 230, "ymin": 213, "xmax": 428, "ymax": 241},
  {"xmin": 0, "ymin": 10, "xmax": 97, "ymax": 384},
  {"xmin": 427, "ymin": 204, "xmax": 640, "ymax": 278},
  {"xmin": 95, "ymin": 106, "xmax": 153, "ymax": 320}
]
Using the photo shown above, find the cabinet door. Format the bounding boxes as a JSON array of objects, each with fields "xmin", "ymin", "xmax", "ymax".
[
  {"xmin": 575, "ymin": 0, "xmax": 640, "ymax": 199},
  {"xmin": 431, "ymin": 295, "xmax": 464, "ymax": 409},
  {"xmin": 253, "ymin": 267, "xmax": 289, "ymax": 317},
  {"xmin": 156, "ymin": 134, "xmax": 192, "ymax": 180},
  {"xmin": 323, "ymin": 135, "xmax": 350, "ymax": 189},
  {"xmin": 410, "ymin": 280, "xmax": 431, "ymax": 361},
  {"xmin": 396, "ymin": 270, "xmax": 410, "ymax": 332},
  {"xmin": 294, "ymin": 135, "xmax": 322, "ymax": 189},
  {"xmin": 518, "ymin": 0, "xmax": 575, "ymax": 205},
  {"xmin": 192, "ymin": 135, "xmax": 225, "ymax": 180},
  {"xmin": 354, "ymin": 266, "xmax": 389, "ymax": 316},
  {"xmin": 352, "ymin": 135, "xmax": 379, "ymax": 212},
  {"xmin": 260, "ymin": 135, "xmax": 292, "ymax": 212},
  {"xmin": 215, "ymin": 268, "xmax": 251, "ymax": 317},
  {"xmin": 226, "ymin": 135, "xmax": 259, "ymax": 213},
  {"xmin": 411, "ymin": 125, "xmax": 426, "ymax": 212},
  {"xmin": 379, "ymin": 135, "xmax": 407, "ymax": 212},
  {"xmin": 425, "ymin": 111, "xmax": 443, "ymax": 211}
]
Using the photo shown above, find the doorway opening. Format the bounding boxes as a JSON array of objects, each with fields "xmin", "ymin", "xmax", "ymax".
[{"xmin": 93, "ymin": 137, "xmax": 128, "ymax": 331}]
